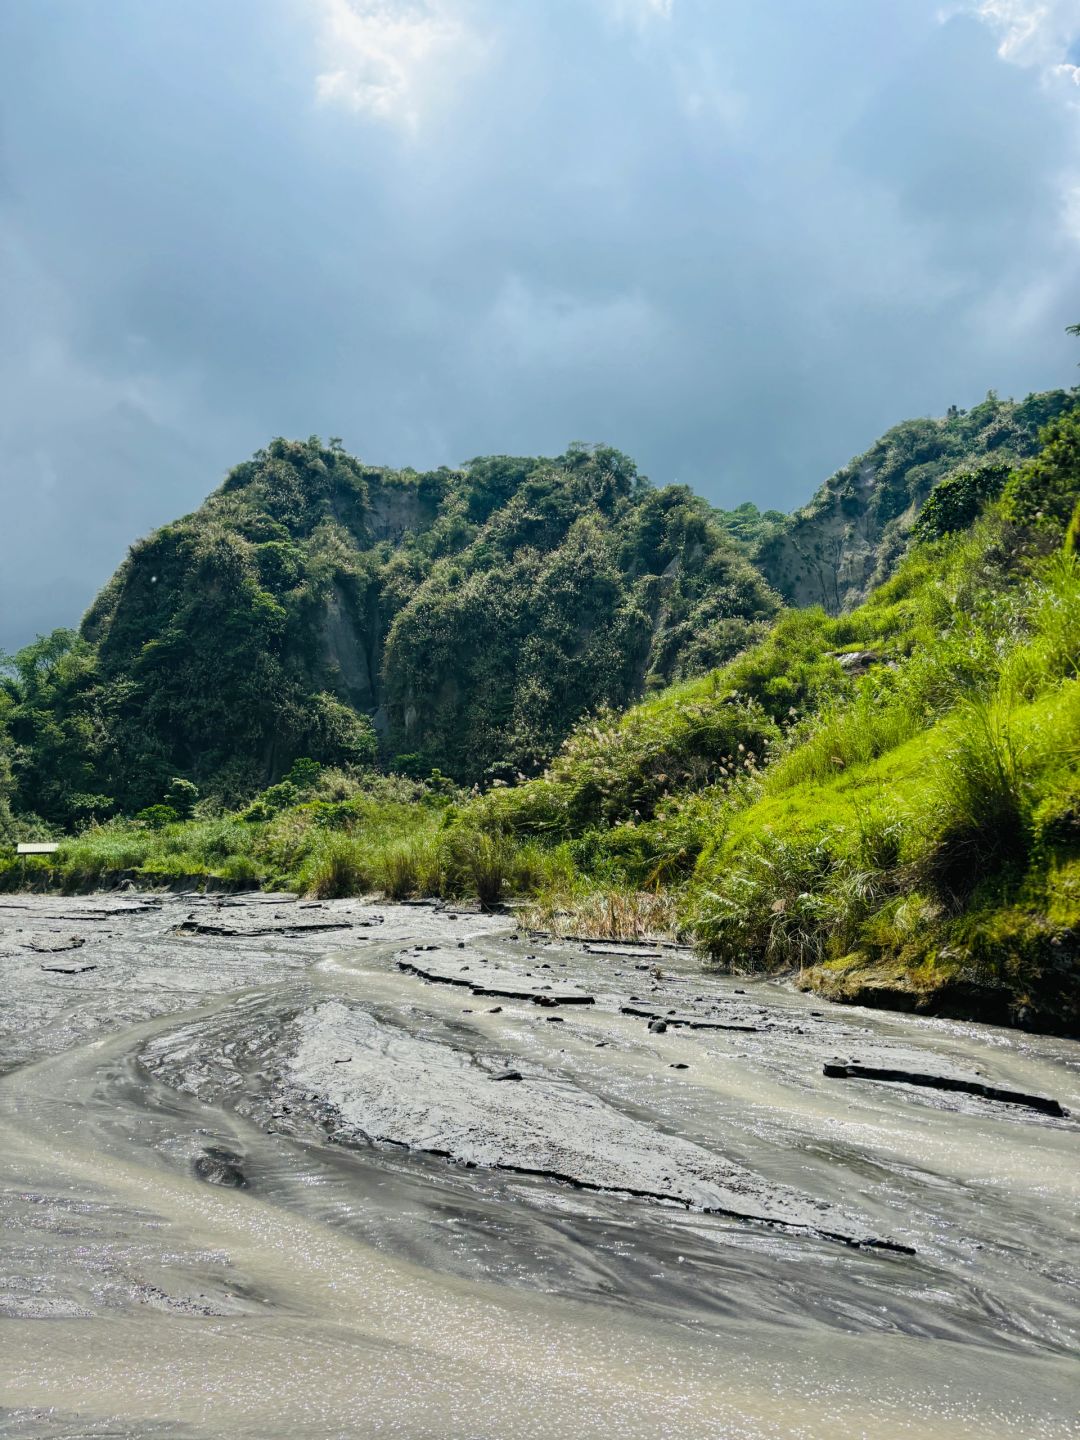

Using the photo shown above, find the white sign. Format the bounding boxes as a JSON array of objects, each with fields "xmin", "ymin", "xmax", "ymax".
[{"xmin": 16, "ymin": 843, "xmax": 59, "ymax": 855}]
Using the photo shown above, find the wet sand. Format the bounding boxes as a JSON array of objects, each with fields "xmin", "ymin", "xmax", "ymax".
[{"xmin": 0, "ymin": 893, "xmax": 1077, "ymax": 1438}]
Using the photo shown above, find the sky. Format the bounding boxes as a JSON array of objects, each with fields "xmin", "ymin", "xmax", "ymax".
[{"xmin": 2, "ymin": 0, "xmax": 1080, "ymax": 651}]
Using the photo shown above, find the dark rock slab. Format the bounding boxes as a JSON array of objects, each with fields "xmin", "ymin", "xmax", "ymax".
[
  {"xmin": 177, "ymin": 917, "xmax": 360, "ymax": 938},
  {"xmin": 40, "ymin": 961, "xmax": 98, "ymax": 975},
  {"xmin": 398, "ymin": 948, "xmax": 595, "ymax": 1006},
  {"xmin": 822, "ymin": 1062, "xmax": 1066, "ymax": 1117},
  {"xmin": 621, "ymin": 1004, "xmax": 759, "ymax": 1033}
]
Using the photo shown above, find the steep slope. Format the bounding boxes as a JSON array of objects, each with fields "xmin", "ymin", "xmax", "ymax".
[
  {"xmin": 3, "ymin": 388, "xmax": 1075, "ymax": 839},
  {"xmin": 477, "ymin": 409, "xmax": 1080, "ymax": 1031},
  {"xmin": 757, "ymin": 389, "xmax": 1079, "ymax": 612}
]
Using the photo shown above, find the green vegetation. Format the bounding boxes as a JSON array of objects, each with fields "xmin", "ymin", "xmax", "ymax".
[
  {"xmin": 757, "ymin": 388, "xmax": 1079, "ymax": 613},
  {"xmin": 712, "ymin": 501, "xmax": 786, "ymax": 551},
  {"xmin": 910, "ymin": 462, "xmax": 1011, "ymax": 543},
  {"xmin": 1, "ymin": 439, "xmax": 776, "ymax": 825},
  {"xmin": 1, "ymin": 391, "xmax": 1077, "ymax": 1032}
]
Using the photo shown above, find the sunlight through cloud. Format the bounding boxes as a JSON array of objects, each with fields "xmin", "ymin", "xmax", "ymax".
[{"xmin": 312, "ymin": 0, "xmax": 487, "ymax": 127}]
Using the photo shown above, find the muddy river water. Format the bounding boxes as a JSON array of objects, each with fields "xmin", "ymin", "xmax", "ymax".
[{"xmin": 0, "ymin": 892, "xmax": 1077, "ymax": 1438}]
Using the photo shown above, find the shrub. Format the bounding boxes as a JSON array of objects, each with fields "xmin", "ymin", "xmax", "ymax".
[
  {"xmin": 164, "ymin": 777, "xmax": 199, "ymax": 818},
  {"xmin": 1002, "ymin": 409, "xmax": 1080, "ymax": 532},
  {"xmin": 911, "ymin": 463, "xmax": 1011, "ymax": 543},
  {"xmin": 283, "ymin": 757, "xmax": 322, "ymax": 792},
  {"xmin": 242, "ymin": 780, "xmax": 299, "ymax": 822},
  {"xmin": 136, "ymin": 804, "xmax": 179, "ymax": 829},
  {"xmin": 690, "ymin": 832, "xmax": 839, "ymax": 970}
]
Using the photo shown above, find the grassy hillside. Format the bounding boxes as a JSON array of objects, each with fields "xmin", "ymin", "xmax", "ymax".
[{"xmin": 8, "ymin": 406, "xmax": 1078, "ymax": 1032}]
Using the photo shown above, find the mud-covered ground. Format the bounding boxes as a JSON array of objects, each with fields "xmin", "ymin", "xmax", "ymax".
[{"xmin": 0, "ymin": 892, "xmax": 1078, "ymax": 1438}]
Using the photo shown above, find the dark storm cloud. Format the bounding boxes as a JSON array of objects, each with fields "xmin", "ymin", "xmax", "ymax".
[{"xmin": 1, "ymin": 0, "xmax": 1078, "ymax": 649}]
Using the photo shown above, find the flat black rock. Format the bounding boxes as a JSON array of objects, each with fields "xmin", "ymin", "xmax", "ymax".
[
  {"xmin": 822, "ymin": 1062, "xmax": 1066, "ymax": 1117},
  {"xmin": 621, "ymin": 1004, "xmax": 759, "ymax": 1033}
]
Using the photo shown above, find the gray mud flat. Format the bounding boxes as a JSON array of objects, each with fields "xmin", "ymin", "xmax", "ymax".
[
  {"xmin": 283, "ymin": 1001, "xmax": 903, "ymax": 1247},
  {"xmin": 0, "ymin": 894, "xmax": 1078, "ymax": 1440}
]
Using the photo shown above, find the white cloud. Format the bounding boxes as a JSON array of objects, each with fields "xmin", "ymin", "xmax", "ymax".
[
  {"xmin": 311, "ymin": 0, "xmax": 487, "ymax": 128},
  {"xmin": 969, "ymin": 0, "xmax": 1079, "ymax": 69}
]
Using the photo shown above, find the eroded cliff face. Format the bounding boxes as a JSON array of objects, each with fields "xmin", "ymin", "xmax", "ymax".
[
  {"xmin": 757, "ymin": 390, "xmax": 1079, "ymax": 613},
  {"xmin": 75, "ymin": 438, "xmax": 778, "ymax": 801}
]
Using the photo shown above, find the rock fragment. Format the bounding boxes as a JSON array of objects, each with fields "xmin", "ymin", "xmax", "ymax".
[{"xmin": 27, "ymin": 934, "xmax": 85, "ymax": 953}]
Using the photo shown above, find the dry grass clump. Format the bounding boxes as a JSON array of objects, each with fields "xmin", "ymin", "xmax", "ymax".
[{"xmin": 519, "ymin": 886, "xmax": 680, "ymax": 942}]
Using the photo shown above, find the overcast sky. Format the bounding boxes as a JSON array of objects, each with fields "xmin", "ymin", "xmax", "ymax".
[{"xmin": 2, "ymin": 0, "xmax": 1079, "ymax": 650}]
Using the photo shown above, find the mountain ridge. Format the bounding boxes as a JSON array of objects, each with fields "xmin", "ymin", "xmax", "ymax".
[{"xmin": 2, "ymin": 385, "xmax": 1076, "ymax": 831}]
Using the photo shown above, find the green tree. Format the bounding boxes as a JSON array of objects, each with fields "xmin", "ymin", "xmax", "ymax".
[{"xmin": 1002, "ymin": 409, "xmax": 1080, "ymax": 531}]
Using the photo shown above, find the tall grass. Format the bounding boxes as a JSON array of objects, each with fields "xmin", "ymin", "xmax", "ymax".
[
  {"xmin": 296, "ymin": 833, "xmax": 374, "ymax": 898},
  {"xmin": 689, "ymin": 833, "xmax": 839, "ymax": 971},
  {"xmin": 766, "ymin": 687, "xmax": 917, "ymax": 791},
  {"xmin": 923, "ymin": 698, "xmax": 1033, "ymax": 902}
]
